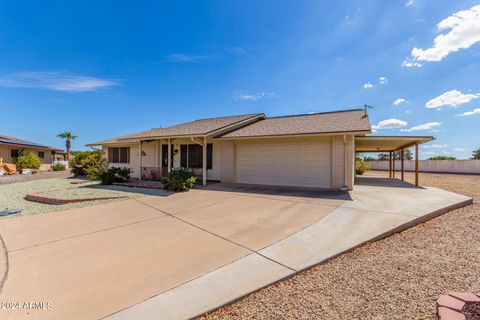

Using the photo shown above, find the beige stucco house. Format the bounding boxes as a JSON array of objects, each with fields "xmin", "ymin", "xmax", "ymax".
[
  {"xmin": 0, "ymin": 134, "xmax": 65, "ymax": 171},
  {"xmin": 88, "ymin": 109, "xmax": 432, "ymax": 190}
]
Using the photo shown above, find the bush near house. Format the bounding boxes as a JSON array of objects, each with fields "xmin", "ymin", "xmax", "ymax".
[
  {"xmin": 52, "ymin": 163, "xmax": 66, "ymax": 171},
  {"xmin": 99, "ymin": 167, "xmax": 132, "ymax": 185},
  {"xmin": 164, "ymin": 168, "xmax": 197, "ymax": 192},
  {"xmin": 15, "ymin": 152, "xmax": 42, "ymax": 170},
  {"xmin": 69, "ymin": 150, "xmax": 106, "ymax": 177},
  {"xmin": 355, "ymin": 159, "xmax": 371, "ymax": 175}
]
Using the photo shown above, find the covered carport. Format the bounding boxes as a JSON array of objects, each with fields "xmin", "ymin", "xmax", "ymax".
[{"xmin": 355, "ymin": 136, "xmax": 434, "ymax": 186}]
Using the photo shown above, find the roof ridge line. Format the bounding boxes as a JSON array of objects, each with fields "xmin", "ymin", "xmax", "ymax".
[{"xmin": 266, "ymin": 108, "xmax": 364, "ymax": 119}]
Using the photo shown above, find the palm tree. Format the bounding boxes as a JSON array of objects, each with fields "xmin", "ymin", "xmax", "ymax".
[{"xmin": 57, "ymin": 131, "xmax": 78, "ymax": 160}]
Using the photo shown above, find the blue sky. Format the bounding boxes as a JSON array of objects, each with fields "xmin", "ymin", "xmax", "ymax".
[{"xmin": 0, "ymin": 0, "xmax": 479, "ymax": 159}]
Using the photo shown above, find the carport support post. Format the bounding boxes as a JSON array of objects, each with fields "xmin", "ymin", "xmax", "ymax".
[
  {"xmin": 415, "ymin": 143, "xmax": 419, "ymax": 186},
  {"xmin": 202, "ymin": 137, "xmax": 207, "ymax": 186},
  {"xmin": 392, "ymin": 153, "xmax": 395, "ymax": 178},
  {"xmin": 401, "ymin": 149, "xmax": 404, "ymax": 181},
  {"xmin": 389, "ymin": 152, "xmax": 392, "ymax": 178}
]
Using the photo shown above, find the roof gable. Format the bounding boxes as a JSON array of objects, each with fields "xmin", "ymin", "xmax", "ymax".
[{"xmin": 88, "ymin": 113, "xmax": 264, "ymax": 145}]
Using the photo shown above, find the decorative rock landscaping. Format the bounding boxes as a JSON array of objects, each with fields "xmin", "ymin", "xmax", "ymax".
[
  {"xmin": 0, "ymin": 177, "xmax": 169, "ymax": 217},
  {"xmin": 437, "ymin": 292, "xmax": 480, "ymax": 320}
]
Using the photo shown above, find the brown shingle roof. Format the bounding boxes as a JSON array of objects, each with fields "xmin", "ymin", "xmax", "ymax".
[
  {"xmin": 88, "ymin": 113, "xmax": 264, "ymax": 145},
  {"xmin": 220, "ymin": 109, "xmax": 371, "ymax": 138}
]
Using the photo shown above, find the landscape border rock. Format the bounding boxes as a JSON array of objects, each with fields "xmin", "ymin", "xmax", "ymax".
[
  {"xmin": 437, "ymin": 292, "xmax": 480, "ymax": 320},
  {"xmin": 24, "ymin": 192, "xmax": 127, "ymax": 205}
]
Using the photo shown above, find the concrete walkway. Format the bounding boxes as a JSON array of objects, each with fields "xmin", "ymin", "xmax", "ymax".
[{"xmin": 0, "ymin": 177, "xmax": 472, "ymax": 320}]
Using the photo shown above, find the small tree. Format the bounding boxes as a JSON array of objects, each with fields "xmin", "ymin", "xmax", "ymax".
[
  {"xmin": 378, "ymin": 149, "xmax": 413, "ymax": 160},
  {"xmin": 428, "ymin": 156, "xmax": 456, "ymax": 160},
  {"xmin": 472, "ymin": 148, "xmax": 480, "ymax": 160},
  {"xmin": 57, "ymin": 131, "xmax": 78, "ymax": 161},
  {"xmin": 16, "ymin": 152, "xmax": 42, "ymax": 170}
]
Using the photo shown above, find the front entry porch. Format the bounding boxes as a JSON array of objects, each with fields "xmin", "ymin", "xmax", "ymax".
[{"xmin": 138, "ymin": 137, "xmax": 218, "ymax": 186}]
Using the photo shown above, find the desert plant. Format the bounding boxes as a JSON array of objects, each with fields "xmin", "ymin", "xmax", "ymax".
[
  {"xmin": 355, "ymin": 159, "xmax": 371, "ymax": 175},
  {"xmin": 99, "ymin": 167, "xmax": 132, "ymax": 185},
  {"xmin": 15, "ymin": 152, "xmax": 42, "ymax": 170},
  {"xmin": 69, "ymin": 150, "xmax": 106, "ymax": 177},
  {"xmin": 57, "ymin": 131, "xmax": 78, "ymax": 160},
  {"xmin": 52, "ymin": 162, "xmax": 66, "ymax": 171},
  {"xmin": 163, "ymin": 168, "xmax": 197, "ymax": 192}
]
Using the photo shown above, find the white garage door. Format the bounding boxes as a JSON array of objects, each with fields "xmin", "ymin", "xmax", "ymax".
[{"xmin": 236, "ymin": 140, "xmax": 332, "ymax": 188}]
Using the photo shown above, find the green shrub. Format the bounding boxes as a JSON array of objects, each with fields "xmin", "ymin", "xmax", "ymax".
[
  {"xmin": 52, "ymin": 162, "xmax": 66, "ymax": 171},
  {"xmin": 355, "ymin": 159, "xmax": 371, "ymax": 175},
  {"xmin": 99, "ymin": 167, "xmax": 132, "ymax": 185},
  {"xmin": 15, "ymin": 152, "xmax": 42, "ymax": 170},
  {"xmin": 69, "ymin": 150, "xmax": 106, "ymax": 178},
  {"xmin": 163, "ymin": 168, "xmax": 197, "ymax": 192}
]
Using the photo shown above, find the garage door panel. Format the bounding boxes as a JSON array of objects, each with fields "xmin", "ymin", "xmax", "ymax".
[{"xmin": 236, "ymin": 141, "xmax": 331, "ymax": 188}]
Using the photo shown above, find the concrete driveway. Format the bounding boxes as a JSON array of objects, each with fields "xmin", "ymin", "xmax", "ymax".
[{"xmin": 0, "ymin": 185, "xmax": 346, "ymax": 320}]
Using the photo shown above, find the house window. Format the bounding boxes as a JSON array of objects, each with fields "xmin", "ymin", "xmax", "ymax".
[
  {"xmin": 180, "ymin": 144, "xmax": 213, "ymax": 169},
  {"xmin": 10, "ymin": 149, "xmax": 19, "ymax": 158},
  {"xmin": 38, "ymin": 151, "xmax": 45, "ymax": 159},
  {"xmin": 108, "ymin": 147, "xmax": 130, "ymax": 163}
]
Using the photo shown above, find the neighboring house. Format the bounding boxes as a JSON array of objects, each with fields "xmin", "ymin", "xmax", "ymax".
[
  {"xmin": 87, "ymin": 109, "xmax": 432, "ymax": 190},
  {"xmin": 0, "ymin": 134, "xmax": 65, "ymax": 171}
]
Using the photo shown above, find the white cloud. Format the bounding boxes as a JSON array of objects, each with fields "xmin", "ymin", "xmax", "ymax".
[
  {"xmin": 363, "ymin": 82, "xmax": 374, "ymax": 89},
  {"xmin": 405, "ymin": 110, "xmax": 413, "ymax": 114},
  {"xmin": 454, "ymin": 148, "xmax": 465, "ymax": 151},
  {"xmin": 406, "ymin": 0, "xmax": 415, "ymax": 7},
  {"xmin": 401, "ymin": 121, "xmax": 442, "ymax": 132},
  {"xmin": 0, "ymin": 71, "xmax": 119, "ymax": 92},
  {"xmin": 379, "ymin": 76, "xmax": 388, "ymax": 84},
  {"xmin": 372, "ymin": 118, "xmax": 408, "ymax": 130},
  {"xmin": 408, "ymin": 5, "xmax": 480, "ymax": 63},
  {"xmin": 233, "ymin": 91, "xmax": 277, "ymax": 101},
  {"xmin": 164, "ymin": 47, "xmax": 247, "ymax": 63},
  {"xmin": 431, "ymin": 144, "xmax": 448, "ymax": 148},
  {"xmin": 164, "ymin": 53, "xmax": 218, "ymax": 63},
  {"xmin": 457, "ymin": 107, "xmax": 480, "ymax": 116},
  {"xmin": 393, "ymin": 98, "xmax": 406, "ymax": 106},
  {"xmin": 426, "ymin": 90, "xmax": 479, "ymax": 108},
  {"xmin": 422, "ymin": 151, "xmax": 436, "ymax": 155},
  {"xmin": 401, "ymin": 60, "xmax": 423, "ymax": 68}
]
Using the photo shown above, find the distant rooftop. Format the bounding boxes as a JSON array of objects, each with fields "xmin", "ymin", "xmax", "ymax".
[{"xmin": 0, "ymin": 134, "xmax": 63, "ymax": 152}]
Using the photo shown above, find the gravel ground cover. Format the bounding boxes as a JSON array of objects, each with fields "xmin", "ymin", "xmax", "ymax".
[
  {"xmin": 0, "ymin": 178, "xmax": 168, "ymax": 218},
  {"xmin": 200, "ymin": 172, "xmax": 480, "ymax": 320}
]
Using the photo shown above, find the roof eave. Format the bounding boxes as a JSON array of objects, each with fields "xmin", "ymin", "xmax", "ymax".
[{"xmin": 216, "ymin": 129, "xmax": 372, "ymax": 140}]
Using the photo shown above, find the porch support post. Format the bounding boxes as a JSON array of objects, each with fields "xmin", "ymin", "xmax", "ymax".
[
  {"xmin": 202, "ymin": 137, "xmax": 207, "ymax": 186},
  {"xmin": 415, "ymin": 143, "xmax": 419, "ymax": 186},
  {"xmin": 167, "ymin": 138, "xmax": 171, "ymax": 173},
  {"xmin": 401, "ymin": 148, "xmax": 404, "ymax": 181},
  {"xmin": 139, "ymin": 141, "xmax": 142, "ymax": 181},
  {"xmin": 389, "ymin": 152, "xmax": 392, "ymax": 178}
]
